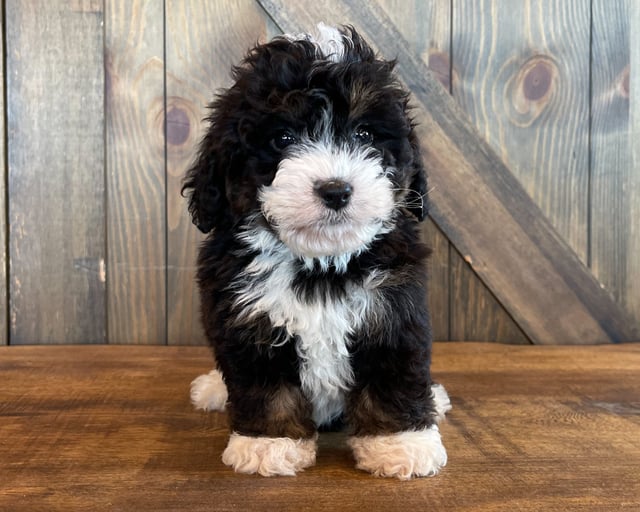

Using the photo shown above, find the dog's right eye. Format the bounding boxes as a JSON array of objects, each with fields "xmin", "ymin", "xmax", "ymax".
[{"xmin": 270, "ymin": 132, "xmax": 297, "ymax": 151}]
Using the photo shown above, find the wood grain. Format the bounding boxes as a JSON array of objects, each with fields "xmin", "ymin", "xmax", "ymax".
[
  {"xmin": 377, "ymin": 0, "xmax": 452, "ymax": 341},
  {"xmin": 631, "ymin": 0, "xmax": 640, "ymax": 324},
  {"xmin": 0, "ymin": 6, "xmax": 6, "ymax": 346},
  {"xmin": 372, "ymin": 1, "xmax": 530, "ymax": 343},
  {"xmin": 165, "ymin": 0, "xmax": 276, "ymax": 345},
  {"xmin": 259, "ymin": 0, "xmax": 639, "ymax": 344},
  {"xmin": 591, "ymin": 0, "xmax": 640, "ymax": 326},
  {"xmin": 452, "ymin": 0, "xmax": 591, "ymax": 264},
  {"xmin": 448, "ymin": 0, "xmax": 591, "ymax": 343},
  {"xmin": 105, "ymin": 0, "xmax": 166, "ymax": 344},
  {"xmin": 6, "ymin": 1, "xmax": 106, "ymax": 344},
  {"xmin": 450, "ymin": 249, "xmax": 530, "ymax": 343},
  {"xmin": 0, "ymin": 343, "xmax": 638, "ymax": 511}
]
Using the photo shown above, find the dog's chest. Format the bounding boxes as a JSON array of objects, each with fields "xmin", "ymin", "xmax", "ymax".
[{"xmin": 233, "ymin": 251, "xmax": 380, "ymax": 425}]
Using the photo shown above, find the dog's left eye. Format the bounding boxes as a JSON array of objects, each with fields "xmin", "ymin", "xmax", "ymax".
[
  {"xmin": 270, "ymin": 132, "xmax": 297, "ymax": 151},
  {"xmin": 352, "ymin": 127, "xmax": 374, "ymax": 145}
]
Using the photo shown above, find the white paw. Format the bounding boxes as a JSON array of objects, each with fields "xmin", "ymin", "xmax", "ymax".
[
  {"xmin": 431, "ymin": 383, "xmax": 452, "ymax": 423},
  {"xmin": 222, "ymin": 433, "xmax": 317, "ymax": 477},
  {"xmin": 348, "ymin": 425, "xmax": 447, "ymax": 480},
  {"xmin": 190, "ymin": 369, "xmax": 228, "ymax": 411}
]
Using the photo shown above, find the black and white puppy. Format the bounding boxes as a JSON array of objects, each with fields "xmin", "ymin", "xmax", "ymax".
[{"xmin": 184, "ymin": 24, "xmax": 450, "ymax": 480}]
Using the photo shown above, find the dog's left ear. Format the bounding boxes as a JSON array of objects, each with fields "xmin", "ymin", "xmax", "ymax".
[
  {"xmin": 181, "ymin": 129, "xmax": 229, "ymax": 234},
  {"xmin": 406, "ymin": 134, "xmax": 429, "ymax": 222}
]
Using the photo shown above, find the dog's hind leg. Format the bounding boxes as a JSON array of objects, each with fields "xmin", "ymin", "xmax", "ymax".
[
  {"xmin": 430, "ymin": 383, "xmax": 452, "ymax": 423},
  {"xmin": 190, "ymin": 368, "xmax": 228, "ymax": 412}
]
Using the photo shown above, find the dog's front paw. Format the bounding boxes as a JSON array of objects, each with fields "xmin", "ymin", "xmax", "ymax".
[
  {"xmin": 348, "ymin": 426, "xmax": 447, "ymax": 480},
  {"xmin": 222, "ymin": 433, "xmax": 317, "ymax": 477},
  {"xmin": 190, "ymin": 369, "xmax": 228, "ymax": 411}
]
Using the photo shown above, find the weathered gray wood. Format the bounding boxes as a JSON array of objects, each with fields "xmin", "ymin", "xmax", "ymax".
[
  {"xmin": 453, "ymin": 0, "xmax": 591, "ymax": 264},
  {"xmin": 631, "ymin": 0, "xmax": 640, "ymax": 324},
  {"xmin": 6, "ymin": 0, "xmax": 106, "ymax": 344},
  {"xmin": 105, "ymin": 0, "xmax": 166, "ymax": 344},
  {"xmin": 258, "ymin": 0, "xmax": 639, "ymax": 343},
  {"xmin": 449, "ymin": 0, "xmax": 592, "ymax": 344},
  {"xmin": 377, "ymin": 0, "xmax": 451, "ymax": 341},
  {"xmin": 165, "ymin": 0, "xmax": 278, "ymax": 345},
  {"xmin": 591, "ymin": 0, "xmax": 640, "ymax": 327},
  {"xmin": 450, "ymin": 248, "xmax": 530, "ymax": 344},
  {"xmin": 0, "ymin": 6, "xmax": 6, "ymax": 345},
  {"xmin": 448, "ymin": 0, "xmax": 590, "ymax": 344}
]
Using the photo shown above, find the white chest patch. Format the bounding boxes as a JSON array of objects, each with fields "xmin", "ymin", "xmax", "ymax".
[{"xmin": 232, "ymin": 232, "xmax": 382, "ymax": 425}]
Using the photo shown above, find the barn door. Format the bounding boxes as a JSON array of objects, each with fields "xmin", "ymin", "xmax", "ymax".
[{"xmin": 3, "ymin": 0, "xmax": 638, "ymax": 345}]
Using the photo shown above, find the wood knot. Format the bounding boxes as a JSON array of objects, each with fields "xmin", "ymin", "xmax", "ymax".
[
  {"xmin": 505, "ymin": 55, "xmax": 558, "ymax": 127},
  {"xmin": 166, "ymin": 106, "xmax": 191, "ymax": 146},
  {"xmin": 164, "ymin": 97, "xmax": 199, "ymax": 159},
  {"xmin": 523, "ymin": 60, "xmax": 553, "ymax": 101}
]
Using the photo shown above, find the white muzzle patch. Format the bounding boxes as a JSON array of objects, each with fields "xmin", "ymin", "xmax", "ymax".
[{"xmin": 260, "ymin": 142, "xmax": 395, "ymax": 258}]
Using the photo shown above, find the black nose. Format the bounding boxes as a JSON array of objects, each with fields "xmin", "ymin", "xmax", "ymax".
[{"xmin": 314, "ymin": 180, "xmax": 353, "ymax": 211}]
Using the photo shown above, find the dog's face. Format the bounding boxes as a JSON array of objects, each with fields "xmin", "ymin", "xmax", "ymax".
[{"xmin": 183, "ymin": 24, "xmax": 427, "ymax": 259}]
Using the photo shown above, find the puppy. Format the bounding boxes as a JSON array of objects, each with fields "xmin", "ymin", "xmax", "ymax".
[{"xmin": 184, "ymin": 24, "xmax": 450, "ymax": 479}]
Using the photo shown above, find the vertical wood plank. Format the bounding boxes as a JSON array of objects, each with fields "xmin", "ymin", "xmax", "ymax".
[
  {"xmin": 372, "ymin": 1, "xmax": 527, "ymax": 344},
  {"xmin": 377, "ymin": 0, "xmax": 451, "ymax": 340},
  {"xmin": 632, "ymin": 0, "xmax": 640, "ymax": 326},
  {"xmin": 6, "ymin": 0, "xmax": 106, "ymax": 344},
  {"xmin": 0, "ymin": 6, "xmax": 6, "ymax": 345},
  {"xmin": 105, "ymin": 0, "xmax": 166, "ymax": 344},
  {"xmin": 450, "ymin": 251, "xmax": 531, "ymax": 343},
  {"xmin": 449, "ymin": 251, "xmax": 531, "ymax": 343},
  {"xmin": 165, "ymin": 0, "xmax": 276, "ymax": 345},
  {"xmin": 450, "ymin": 0, "xmax": 590, "ymax": 343},
  {"xmin": 591, "ymin": 0, "xmax": 640, "ymax": 326},
  {"xmin": 452, "ymin": 0, "xmax": 591, "ymax": 262},
  {"xmin": 379, "ymin": 0, "xmax": 528, "ymax": 342}
]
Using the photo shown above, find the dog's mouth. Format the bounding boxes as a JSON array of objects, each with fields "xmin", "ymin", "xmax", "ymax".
[{"xmin": 263, "ymin": 213, "xmax": 391, "ymax": 260}]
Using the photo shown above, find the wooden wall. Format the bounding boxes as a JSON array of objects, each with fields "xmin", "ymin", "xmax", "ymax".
[{"xmin": 1, "ymin": 0, "xmax": 638, "ymax": 345}]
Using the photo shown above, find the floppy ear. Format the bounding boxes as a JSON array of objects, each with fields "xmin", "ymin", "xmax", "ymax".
[
  {"xmin": 406, "ymin": 133, "xmax": 429, "ymax": 222},
  {"xmin": 181, "ymin": 130, "xmax": 228, "ymax": 234}
]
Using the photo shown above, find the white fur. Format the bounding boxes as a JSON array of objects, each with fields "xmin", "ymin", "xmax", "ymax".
[
  {"xmin": 431, "ymin": 383, "xmax": 452, "ymax": 423},
  {"xmin": 348, "ymin": 425, "xmax": 447, "ymax": 480},
  {"xmin": 222, "ymin": 433, "xmax": 317, "ymax": 476},
  {"xmin": 286, "ymin": 22, "xmax": 348, "ymax": 63},
  {"xmin": 190, "ymin": 369, "xmax": 227, "ymax": 412},
  {"xmin": 260, "ymin": 141, "xmax": 395, "ymax": 259},
  {"xmin": 232, "ymin": 225, "xmax": 385, "ymax": 425}
]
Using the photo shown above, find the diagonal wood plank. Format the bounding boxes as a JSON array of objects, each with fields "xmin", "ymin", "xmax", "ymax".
[
  {"xmin": 258, "ymin": 0, "xmax": 639, "ymax": 344},
  {"xmin": 376, "ymin": 0, "xmax": 528, "ymax": 343},
  {"xmin": 376, "ymin": 0, "xmax": 452, "ymax": 341},
  {"xmin": 450, "ymin": 0, "xmax": 592, "ymax": 344}
]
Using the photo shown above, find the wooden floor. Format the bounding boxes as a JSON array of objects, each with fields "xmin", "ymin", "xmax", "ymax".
[{"xmin": 1, "ymin": 343, "xmax": 639, "ymax": 511}]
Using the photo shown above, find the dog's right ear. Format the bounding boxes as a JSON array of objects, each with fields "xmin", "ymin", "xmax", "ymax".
[{"xmin": 181, "ymin": 131, "xmax": 228, "ymax": 234}]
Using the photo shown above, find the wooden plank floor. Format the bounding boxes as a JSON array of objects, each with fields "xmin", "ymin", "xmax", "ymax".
[{"xmin": 1, "ymin": 343, "xmax": 639, "ymax": 511}]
